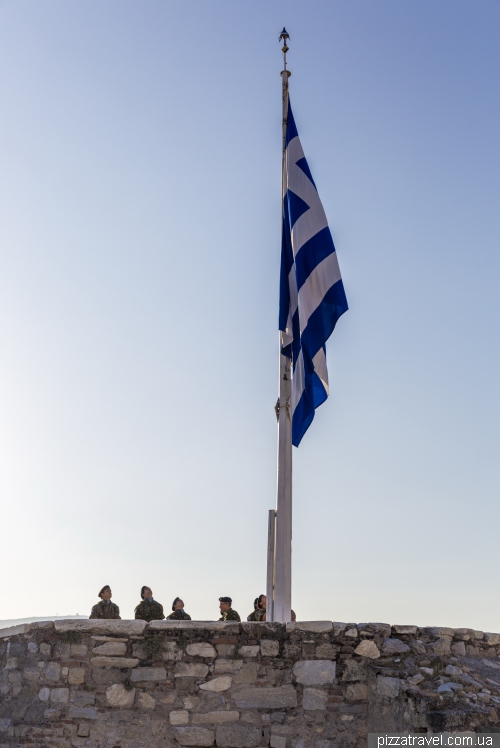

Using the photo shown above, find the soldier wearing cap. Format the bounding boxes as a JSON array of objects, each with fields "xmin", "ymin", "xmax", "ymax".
[
  {"xmin": 134, "ymin": 586, "xmax": 165, "ymax": 622},
  {"xmin": 218, "ymin": 596, "xmax": 240, "ymax": 622},
  {"xmin": 89, "ymin": 586, "xmax": 121, "ymax": 619},
  {"xmin": 247, "ymin": 594, "xmax": 266, "ymax": 622},
  {"xmin": 166, "ymin": 597, "xmax": 192, "ymax": 621}
]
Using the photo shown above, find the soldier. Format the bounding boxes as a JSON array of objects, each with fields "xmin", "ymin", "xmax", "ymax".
[
  {"xmin": 166, "ymin": 597, "xmax": 191, "ymax": 621},
  {"xmin": 134, "ymin": 586, "xmax": 165, "ymax": 622},
  {"xmin": 218, "ymin": 596, "xmax": 240, "ymax": 622},
  {"xmin": 247, "ymin": 594, "xmax": 266, "ymax": 622},
  {"xmin": 89, "ymin": 586, "xmax": 121, "ymax": 619}
]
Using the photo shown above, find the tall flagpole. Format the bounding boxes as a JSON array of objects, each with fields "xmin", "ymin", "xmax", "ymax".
[{"xmin": 272, "ymin": 28, "xmax": 293, "ymax": 624}]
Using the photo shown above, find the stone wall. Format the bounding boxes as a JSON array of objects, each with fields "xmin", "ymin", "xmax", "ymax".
[{"xmin": 1, "ymin": 619, "xmax": 500, "ymax": 747}]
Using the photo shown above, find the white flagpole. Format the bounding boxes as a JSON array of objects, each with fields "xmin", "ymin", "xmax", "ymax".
[{"xmin": 271, "ymin": 28, "xmax": 293, "ymax": 624}]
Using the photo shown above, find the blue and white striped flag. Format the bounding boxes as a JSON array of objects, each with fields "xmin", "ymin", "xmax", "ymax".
[{"xmin": 279, "ymin": 101, "xmax": 348, "ymax": 447}]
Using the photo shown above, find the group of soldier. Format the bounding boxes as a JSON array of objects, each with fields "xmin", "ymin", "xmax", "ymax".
[{"xmin": 89, "ymin": 586, "xmax": 293, "ymax": 623}]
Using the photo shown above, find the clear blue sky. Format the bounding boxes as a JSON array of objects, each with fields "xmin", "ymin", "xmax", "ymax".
[{"xmin": 0, "ymin": 0, "xmax": 499, "ymax": 629}]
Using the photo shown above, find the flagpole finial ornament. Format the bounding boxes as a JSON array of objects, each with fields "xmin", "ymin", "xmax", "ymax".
[{"xmin": 279, "ymin": 27, "xmax": 290, "ymax": 75}]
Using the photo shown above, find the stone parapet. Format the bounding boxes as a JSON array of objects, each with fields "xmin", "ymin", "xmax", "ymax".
[{"xmin": 0, "ymin": 620, "xmax": 499, "ymax": 746}]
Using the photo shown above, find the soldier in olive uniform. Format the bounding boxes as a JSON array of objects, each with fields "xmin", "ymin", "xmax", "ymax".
[
  {"xmin": 89, "ymin": 585, "xmax": 121, "ymax": 619},
  {"xmin": 166, "ymin": 597, "xmax": 192, "ymax": 621},
  {"xmin": 134, "ymin": 586, "xmax": 165, "ymax": 622},
  {"xmin": 218, "ymin": 596, "xmax": 240, "ymax": 622},
  {"xmin": 247, "ymin": 594, "xmax": 266, "ymax": 622}
]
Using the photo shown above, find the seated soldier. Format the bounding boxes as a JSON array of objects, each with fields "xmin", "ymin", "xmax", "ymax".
[
  {"xmin": 167, "ymin": 597, "xmax": 191, "ymax": 620},
  {"xmin": 89, "ymin": 585, "xmax": 121, "ymax": 619},
  {"xmin": 218, "ymin": 596, "xmax": 240, "ymax": 622},
  {"xmin": 247, "ymin": 594, "xmax": 266, "ymax": 621},
  {"xmin": 134, "ymin": 586, "xmax": 165, "ymax": 622}
]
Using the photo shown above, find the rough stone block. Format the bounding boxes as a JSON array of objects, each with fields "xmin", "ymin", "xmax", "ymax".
[
  {"xmin": 341, "ymin": 659, "xmax": 367, "ymax": 682},
  {"xmin": 92, "ymin": 666, "xmax": 129, "ymax": 684},
  {"xmin": 31, "ymin": 620, "xmax": 54, "ymax": 630},
  {"xmin": 485, "ymin": 633, "xmax": 500, "ymax": 646},
  {"xmin": 130, "ymin": 666, "xmax": 167, "ymax": 682},
  {"xmin": 175, "ymin": 726, "xmax": 215, "ymax": 746},
  {"xmin": 91, "ymin": 656, "xmax": 139, "ymax": 668},
  {"xmin": 216, "ymin": 644, "xmax": 236, "ymax": 657},
  {"xmin": 377, "ymin": 676, "xmax": 400, "ymax": 698},
  {"xmin": 92, "ymin": 641, "xmax": 127, "ymax": 656},
  {"xmin": 137, "ymin": 692, "xmax": 156, "ymax": 709},
  {"xmin": 286, "ymin": 621, "xmax": 332, "ymax": 633},
  {"xmin": 73, "ymin": 692, "xmax": 95, "ymax": 706},
  {"xmin": 68, "ymin": 668, "xmax": 85, "ymax": 685},
  {"xmin": 437, "ymin": 682, "xmax": 463, "ymax": 693},
  {"xmin": 419, "ymin": 667, "xmax": 434, "ymax": 677},
  {"xmin": 293, "ymin": 660, "xmax": 336, "ymax": 685},
  {"xmin": 216, "ymin": 724, "xmax": 261, "ymax": 748},
  {"xmin": 382, "ymin": 639, "xmax": 410, "ymax": 655},
  {"xmin": 54, "ymin": 619, "xmax": 147, "ymax": 636},
  {"xmin": 346, "ymin": 684, "xmax": 368, "ymax": 701},
  {"xmin": 151, "ymin": 620, "xmax": 239, "ymax": 635},
  {"xmin": 171, "ymin": 710, "xmax": 190, "ymax": 725},
  {"xmin": 215, "ymin": 660, "xmax": 244, "ymax": 674},
  {"xmin": 0, "ymin": 624, "xmax": 30, "ymax": 639},
  {"xmin": 240, "ymin": 622, "xmax": 286, "ymax": 638},
  {"xmin": 193, "ymin": 712, "xmax": 239, "ymax": 725},
  {"xmin": 38, "ymin": 687, "xmax": 50, "ymax": 701},
  {"xmin": 43, "ymin": 707, "xmax": 61, "ymax": 719},
  {"xmin": 68, "ymin": 707, "xmax": 98, "ymax": 720},
  {"xmin": 428, "ymin": 627, "xmax": 454, "ymax": 639},
  {"xmin": 175, "ymin": 663, "xmax": 210, "ymax": 678},
  {"xmin": 239, "ymin": 646, "xmax": 260, "ymax": 658},
  {"xmin": 71, "ymin": 644, "xmax": 88, "ymax": 656},
  {"xmin": 44, "ymin": 662, "xmax": 61, "ymax": 682},
  {"xmin": 454, "ymin": 628, "xmax": 472, "ymax": 641},
  {"xmin": 50, "ymin": 688, "xmax": 69, "ymax": 703},
  {"xmin": 234, "ymin": 663, "xmax": 259, "ymax": 685},
  {"xmin": 106, "ymin": 683, "xmax": 136, "ymax": 707},
  {"xmin": 270, "ymin": 737, "xmax": 287, "ymax": 748},
  {"xmin": 392, "ymin": 625, "xmax": 418, "ymax": 635},
  {"xmin": 345, "ymin": 628, "xmax": 358, "ymax": 638},
  {"xmin": 184, "ymin": 696, "xmax": 201, "ymax": 710},
  {"xmin": 354, "ymin": 640, "xmax": 380, "ymax": 659},
  {"xmin": 23, "ymin": 666, "xmax": 40, "ymax": 682},
  {"xmin": 429, "ymin": 639, "xmax": 451, "ymax": 656},
  {"xmin": 232, "ymin": 686, "xmax": 297, "ymax": 709},
  {"xmin": 200, "ymin": 676, "xmax": 232, "ymax": 692},
  {"xmin": 187, "ymin": 643, "xmax": 217, "ymax": 658},
  {"xmin": 260, "ymin": 640, "xmax": 280, "ymax": 657},
  {"xmin": 315, "ymin": 643, "xmax": 337, "ymax": 659},
  {"xmin": 452, "ymin": 641, "xmax": 466, "ymax": 657},
  {"xmin": 302, "ymin": 688, "xmax": 328, "ymax": 710}
]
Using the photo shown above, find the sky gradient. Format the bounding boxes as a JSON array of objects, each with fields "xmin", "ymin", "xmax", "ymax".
[{"xmin": 0, "ymin": 1, "xmax": 499, "ymax": 629}]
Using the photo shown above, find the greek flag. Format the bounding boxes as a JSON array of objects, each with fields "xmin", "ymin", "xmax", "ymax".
[{"xmin": 279, "ymin": 101, "xmax": 348, "ymax": 447}]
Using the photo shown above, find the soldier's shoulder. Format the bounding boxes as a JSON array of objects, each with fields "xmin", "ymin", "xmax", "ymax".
[
  {"xmin": 228, "ymin": 609, "xmax": 241, "ymax": 621},
  {"xmin": 183, "ymin": 613, "xmax": 192, "ymax": 620}
]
